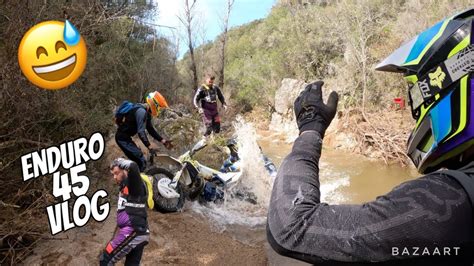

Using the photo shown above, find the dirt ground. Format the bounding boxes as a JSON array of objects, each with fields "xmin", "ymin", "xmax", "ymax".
[
  {"xmin": 22, "ymin": 207, "xmax": 269, "ymax": 265},
  {"xmin": 18, "ymin": 132, "xmax": 272, "ymax": 265}
]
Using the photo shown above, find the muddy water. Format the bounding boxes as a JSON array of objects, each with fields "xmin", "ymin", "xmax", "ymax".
[
  {"xmin": 187, "ymin": 127, "xmax": 419, "ymax": 265},
  {"xmin": 258, "ymin": 134, "xmax": 419, "ymax": 204},
  {"xmin": 25, "ymin": 126, "xmax": 420, "ymax": 265},
  {"xmin": 257, "ymin": 133, "xmax": 419, "ymax": 265}
]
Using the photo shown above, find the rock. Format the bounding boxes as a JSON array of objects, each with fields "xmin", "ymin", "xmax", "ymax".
[
  {"xmin": 269, "ymin": 112, "xmax": 298, "ymax": 142},
  {"xmin": 157, "ymin": 116, "xmax": 201, "ymax": 155},
  {"xmin": 270, "ymin": 78, "xmax": 335, "ymax": 142},
  {"xmin": 273, "ymin": 79, "xmax": 307, "ymax": 114},
  {"xmin": 161, "ymin": 104, "xmax": 194, "ymax": 120},
  {"xmin": 172, "ymin": 103, "xmax": 193, "ymax": 118},
  {"xmin": 162, "ymin": 109, "xmax": 180, "ymax": 120},
  {"xmin": 332, "ymin": 132, "xmax": 357, "ymax": 149},
  {"xmin": 269, "ymin": 79, "xmax": 307, "ymax": 141}
]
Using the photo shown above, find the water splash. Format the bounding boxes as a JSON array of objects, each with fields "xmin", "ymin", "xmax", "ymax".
[
  {"xmin": 234, "ymin": 116, "xmax": 274, "ymax": 206},
  {"xmin": 190, "ymin": 116, "xmax": 273, "ymax": 229},
  {"xmin": 63, "ymin": 20, "xmax": 80, "ymax": 46},
  {"xmin": 189, "ymin": 117, "xmax": 350, "ymax": 229},
  {"xmin": 319, "ymin": 160, "xmax": 350, "ymax": 203}
]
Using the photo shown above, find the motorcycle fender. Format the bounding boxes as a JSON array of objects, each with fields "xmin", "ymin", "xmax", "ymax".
[
  {"xmin": 154, "ymin": 154, "xmax": 183, "ymax": 169},
  {"xmin": 181, "ymin": 169, "xmax": 192, "ymax": 186}
]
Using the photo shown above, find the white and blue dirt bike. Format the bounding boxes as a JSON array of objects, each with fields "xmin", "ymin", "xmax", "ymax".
[{"xmin": 145, "ymin": 140, "xmax": 251, "ymax": 213}]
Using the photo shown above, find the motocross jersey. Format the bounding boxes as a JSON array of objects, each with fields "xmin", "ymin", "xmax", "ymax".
[
  {"xmin": 267, "ymin": 131, "xmax": 474, "ymax": 265},
  {"xmin": 439, "ymin": 163, "xmax": 474, "ymax": 212},
  {"xmin": 193, "ymin": 84, "xmax": 226, "ymax": 110},
  {"xmin": 203, "ymin": 84, "xmax": 217, "ymax": 103},
  {"xmin": 117, "ymin": 162, "xmax": 148, "ymax": 233},
  {"xmin": 116, "ymin": 104, "xmax": 163, "ymax": 147}
]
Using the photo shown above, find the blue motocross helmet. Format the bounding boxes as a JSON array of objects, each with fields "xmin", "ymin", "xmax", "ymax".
[{"xmin": 376, "ymin": 8, "xmax": 474, "ymax": 173}]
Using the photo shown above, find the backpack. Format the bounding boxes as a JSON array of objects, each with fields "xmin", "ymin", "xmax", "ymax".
[{"xmin": 115, "ymin": 101, "xmax": 139, "ymax": 125}]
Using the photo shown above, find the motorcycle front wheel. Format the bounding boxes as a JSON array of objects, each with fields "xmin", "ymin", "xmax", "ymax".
[{"xmin": 146, "ymin": 167, "xmax": 185, "ymax": 213}]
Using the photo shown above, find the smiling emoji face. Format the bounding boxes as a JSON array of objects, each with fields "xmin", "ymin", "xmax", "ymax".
[{"xmin": 18, "ymin": 20, "xmax": 87, "ymax": 90}]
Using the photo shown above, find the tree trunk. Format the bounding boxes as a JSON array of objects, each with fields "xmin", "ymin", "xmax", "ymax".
[
  {"xmin": 218, "ymin": 34, "xmax": 226, "ymax": 89},
  {"xmin": 218, "ymin": 0, "xmax": 234, "ymax": 89},
  {"xmin": 179, "ymin": 0, "xmax": 199, "ymax": 91},
  {"xmin": 188, "ymin": 28, "xmax": 198, "ymax": 91}
]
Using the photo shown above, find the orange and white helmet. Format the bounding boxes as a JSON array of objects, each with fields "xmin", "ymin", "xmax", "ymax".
[{"xmin": 146, "ymin": 91, "xmax": 169, "ymax": 117}]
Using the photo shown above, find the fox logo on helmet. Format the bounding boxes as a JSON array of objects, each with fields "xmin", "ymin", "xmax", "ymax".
[{"xmin": 428, "ymin": 66, "xmax": 446, "ymax": 89}]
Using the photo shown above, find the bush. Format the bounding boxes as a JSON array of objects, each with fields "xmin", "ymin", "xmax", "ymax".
[{"xmin": 177, "ymin": 0, "xmax": 473, "ymax": 113}]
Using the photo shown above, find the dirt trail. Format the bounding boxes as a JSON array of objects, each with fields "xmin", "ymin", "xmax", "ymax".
[
  {"xmin": 23, "ymin": 206, "xmax": 268, "ymax": 265},
  {"xmin": 21, "ymin": 128, "xmax": 271, "ymax": 265}
]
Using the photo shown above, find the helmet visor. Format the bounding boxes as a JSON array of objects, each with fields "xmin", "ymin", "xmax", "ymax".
[
  {"xmin": 376, "ymin": 37, "xmax": 418, "ymax": 72},
  {"xmin": 376, "ymin": 19, "xmax": 446, "ymax": 73}
]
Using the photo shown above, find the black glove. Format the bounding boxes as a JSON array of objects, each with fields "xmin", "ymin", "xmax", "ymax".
[
  {"xmin": 294, "ymin": 81, "xmax": 339, "ymax": 137},
  {"xmin": 162, "ymin": 139, "xmax": 174, "ymax": 150}
]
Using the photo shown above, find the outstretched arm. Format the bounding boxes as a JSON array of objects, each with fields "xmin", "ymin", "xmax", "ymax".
[{"xmin": 266, "ymin": 82, "xmax": 473, "ymax": 264}]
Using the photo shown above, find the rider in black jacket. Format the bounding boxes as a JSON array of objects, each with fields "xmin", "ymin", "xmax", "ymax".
[
  {"xmin": 115, "ymin": 91, "xmax": 172, "ymax": 172},
  {"xmin": 100, "ymin": 158, "xmax": 150, "ymax": 265},
  {"xmin": 267, "ymin": 9, "xmax": 474, "ymax": 266},
  {"xmin": 193, "ymin": 75, "xmax": 227, "ymax": 137}
]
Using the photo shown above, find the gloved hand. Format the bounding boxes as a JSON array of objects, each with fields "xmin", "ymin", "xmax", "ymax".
[
  {"xmin": 198, "ymin": 108, "xmax": 204, "ymax": 114},
  {"xmin": 223, "ymin": 104, "xmax": 228, "ymax": 111},
  {"xmin": 148, "ymin": 148, "xmax": 158, "ymax": 155},
  {"xmin": 147, "ymin": 143, "xmax": 159, "ymax": 151},
  {"xmin": 294, "ymin": 81, "xmax": 338, "ymax": 137},
  {"xmin": 161, "ymin": 139, "xmax": 174, "ymax": 150}
]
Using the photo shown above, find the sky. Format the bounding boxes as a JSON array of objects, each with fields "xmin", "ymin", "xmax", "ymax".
[{"xmin": 152, "ymin": 0, "xmax": 276, "ymax": 58}]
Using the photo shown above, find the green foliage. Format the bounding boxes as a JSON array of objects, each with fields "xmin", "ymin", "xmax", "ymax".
[
  {"xmin": 178, "ymin": 0, "xmax": 472, "ymax": 112},
  {"xmin": 0, "ymin": 1, "xmax": 178, "ymax": 181}
]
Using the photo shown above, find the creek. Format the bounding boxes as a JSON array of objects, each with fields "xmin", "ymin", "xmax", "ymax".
[{"xmin": 187, "ymin": 121, "xmax": 418, "ymax": 264}]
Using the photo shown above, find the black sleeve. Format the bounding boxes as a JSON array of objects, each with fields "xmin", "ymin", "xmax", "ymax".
[
  {"xmin": 135, "ymin": 108, "xmax": 150, "ymax": 147},
  {"xmin": 127, "ymin": 162, "xmax": 142, "ymax": 196},
  {"xmin": 215, "ymin": 86, "xmax": 226, "ymax": 105},
  {"xmin": 145, "ymin": 113, "xmax": 163, "ymax": 142},
  {"xmin": 266, "ymin": 131, "xmax": 473, "ymax": 264}
]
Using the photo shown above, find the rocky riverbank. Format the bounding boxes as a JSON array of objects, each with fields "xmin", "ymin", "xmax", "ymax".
[{"xmin": 268, "ymin": 78, "xmax": 413, "ymax": 166}]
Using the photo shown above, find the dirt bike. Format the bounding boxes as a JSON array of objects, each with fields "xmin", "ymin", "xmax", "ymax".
[{"xmin": 145, "ymin": 139, "xmax": 244, "ymax": 213}]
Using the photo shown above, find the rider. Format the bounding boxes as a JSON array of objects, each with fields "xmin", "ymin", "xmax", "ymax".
[
  {"xmin": 193, "ymin": 75, "xmax": 227, "ymax": 137},
  {"xmin": 100, "ymin": 158, "xmax": 150, "ymax": 266},
  {"xmin": 115, "ymin": 91, "xmax": 173, "ymax": 172},
  {"xmin": 267, "ymin": 9, "xmax": 474, "ymax": 265},
  {"xmin": 220, "ymin": 138, "xmax": 277, "ymax": 180},
  {"xmin": 220, "ymin": 138, "xmax": 241, "ymax": 173}
]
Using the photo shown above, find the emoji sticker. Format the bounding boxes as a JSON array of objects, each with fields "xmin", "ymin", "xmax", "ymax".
[{"xmin": 18, "ymin": 20, "xmax": 87, "ymax": 90}]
